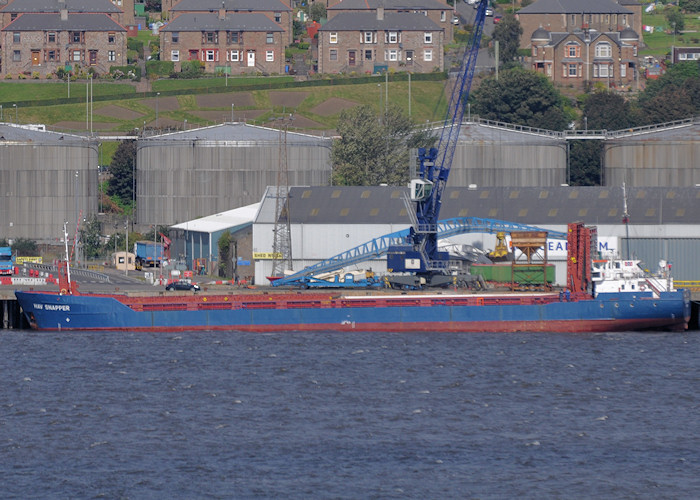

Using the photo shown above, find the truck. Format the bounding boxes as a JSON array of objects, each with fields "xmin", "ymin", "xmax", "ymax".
[
  {"xmin": 0, "ymin": 247, "xmax": 14, "ymax": 276},
  {"xmin": 133, "ymin": 241, "xmax": 164, "ymax": 270}
]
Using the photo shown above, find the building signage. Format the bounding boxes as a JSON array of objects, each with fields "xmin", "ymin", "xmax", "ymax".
[{"xmin": 253, "ymin": 252, "xmax": 283, "ymax": 260}]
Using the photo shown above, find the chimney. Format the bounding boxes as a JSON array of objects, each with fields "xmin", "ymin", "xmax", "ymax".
[
  {"xmin": 60, "ymin": 8, "xmax": 68, "ymax": 21},
  {"xmin": 377, "ymin": 7, "xmax": 384, "ymax": 21},
  {"xmin": 219, "ymin": 1, "xmax": 226, "ymax": 21}
]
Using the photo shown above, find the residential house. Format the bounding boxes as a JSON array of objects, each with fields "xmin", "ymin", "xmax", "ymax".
[
  {"xmin": 517, "ymin": 0, "xmax": 642, "ymax": 49},
  {"xmin": 328, "ymin": 0, "xmax": 454, "ymax": 42},
  {"xmin": 530, "ymin": 27, "xmax": 639, "ymax": 90},
  {"xmin": 169, "ymin": 0, "xmax": 293, "ymax": 44},
  {"xmin": 671, "ymin": 46, "xmax": 700, "ymax": 64},
  {"xmin": 0, "ymin": 0, "xmax": 126, "ymax": 28},
  {"xmin": 0, "ymin": 11, "xmax": 127, "ymax": 78},
  {"xmin": 109, "ymin": 0, "xmax": 134, "ymax": 26},
  {"xmin": 160, "ymin": 11, "xmax": 285, "ymax": 74},
  {"xmin": 318, "ymin": 9, "xmax": 444, "ymax": 74}
]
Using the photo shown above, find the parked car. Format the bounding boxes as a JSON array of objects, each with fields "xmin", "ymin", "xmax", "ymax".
[
  {"xmin": 494, "ymin": 14, "xmax": 502, "ymax": 23},
  {"xmin": 485, "ymin": 7, "xmax": 494, "ymax": 16},
  {"xmin": 165, "ymin": 280, "xmax": 201, "ymax": 291},
  {"xmin": 452, "ymin": 15, "xmax": 460, "ymax": 25}
]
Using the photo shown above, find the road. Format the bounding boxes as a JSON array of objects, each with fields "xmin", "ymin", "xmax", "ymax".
[{"xmin": 453, "ymin": 1, "xmax": 497, "ymax": 73}]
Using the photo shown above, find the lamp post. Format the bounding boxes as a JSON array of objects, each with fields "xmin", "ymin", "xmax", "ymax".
[
  {"xmin": 13, "ymin": 104, "xmax": 17, "ymax": 123},
  {"xmin": 156, "ymin": 92, "xmax": 160, "ymax": 129},
  {"xmin": 231, "ymin": 103, "xmax": 234, "ymax": 122},
  {"xmin": 1, "ymin": 104, "xmax": 3, "ymax": 121}
]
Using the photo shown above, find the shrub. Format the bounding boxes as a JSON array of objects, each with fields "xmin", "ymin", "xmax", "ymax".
[
  {"xmin": 32, "ymin": 72, "xmax": 40, "ymax": 79},
  {"xmin": 146, "ymin": 60, "xmax": 174, "ymax": 77}
]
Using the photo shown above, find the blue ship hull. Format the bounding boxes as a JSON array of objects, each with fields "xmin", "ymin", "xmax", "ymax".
[{"xmin": 15, "ymin": 290, "xmax": 691, "ymax": 333}]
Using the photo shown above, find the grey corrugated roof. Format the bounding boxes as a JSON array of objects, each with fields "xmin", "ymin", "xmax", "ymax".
[
  {"xmin": 0, "ymin": 124, "xmax": 88, "ymax": 143},
  {"xmin": 519, "ymin": 0, "xmax": 631, "ymax": 14},
  {"xmin": 144, "ymin": 123, "xmax": 332, "ymax": 144},
  {"xmin": 4, "ymin": 12, "xmax": 125, "ymax": 30},
  {"xmin": 0, "ymin": 0, "xmax": 120, "ymax": 14},
  {"xmin": 320, "ymin": 12, "xmax": 440, "ymax": 31},
  {"xmin": 171, "ymin": 0, "xmax": 291, "ymax": 13},
  {"xmin": 329, "ymin": 0, "xmax": 449, "ymax": 10},
  {"xmin": 273, "ymin": 186, "xmax": 700, "ymax": 225},
  {"xmin": 161, "ymin": 12, "xmax": 283, "ymax": 32}
]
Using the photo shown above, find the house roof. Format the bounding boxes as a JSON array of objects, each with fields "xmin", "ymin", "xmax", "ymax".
[
  {"xmin": 171, "ymin": 0, "xmax": 291, "ymax": 13},
  {"xmin": 519, "ymin": 0, "xmax": 631, "ymax": 15},
  {"xmin": 320, "ymin": 11, "xmax": 440, "ymax": 31},
  {"xmin": 328, "ymin": 0, "xmax": 450, "ymax": 11},
  {"xmin": 265, "ymin": 186, "xmax": 700, "ymax": 226},
  {"xmin": 161, "ymin": 12, "xmax": 284, "ymax": 32},
  {"xmin": 4, "ymin": 12, "xmax": 126, "ymax": 31},
  {"xmin": 0, "ymin": 0, "xmax": 121, "ymax": 14},
  {"xmin": 537, "ymin": 30, "xmax": 624, "ymax": 47}
]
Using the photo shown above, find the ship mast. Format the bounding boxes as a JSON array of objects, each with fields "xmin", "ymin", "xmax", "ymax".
[{"xmin": 622, "ymin": 182, "xmax": 630, "ymax": 259}]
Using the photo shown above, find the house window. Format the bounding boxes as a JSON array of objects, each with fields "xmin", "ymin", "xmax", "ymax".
[
  {"xmin": 365, "ymin": 49, "xmax": 372, "ymax": 60},
  {"xmin": 424, "ymin": 49, "xmax": 432, "ymax": 61},
  {"xmin": 71, "ymin": 32, "xmax": 83, "ymax": 43},
  {"xmin": 228, "ymin": 32, "xmax": 240, "ymax": 44},
  {"xmin": 108, "ymin": 50, "xmax": 116, "ymax": 61},
  {"xmin": 532, "ymin": 46, "xmax": 537, "ymax": 57},
  {"xmin": 567, "ymin": 63, "xmax": 577, "ymax": 77},
  {"xmin": 13, "ymin": 32, "xmax": 20, "ymax": 43},
  {"xmin": 72, "ymin": 50, "xmax": 82, "ymax": 61},
  {"xmin": 424, "ymin": 32, "xmax": 432, "ymax": 44},
  {"xmin": 203, "ymin": 32, "xmax": 218, "ymax": 44},
  {"xmin": 46, "ymin": 50, "xmax": 57, "ymax": 61},
  {"xmin": 230, "ymin": 50, "xmax": 239, "ymax": 61},
  {"xmin": 172, "ymin": 32, "xmax": 179, "ymax": 43},
  {"xmin": 329, "ymin": 32, "xmax": 338, "ymax": 44},
  {"xmin": 108, "ymin": 32, "xmax": 116, "ymax": 44},
  {"xmin": 595, "ymin": 42, "xmax": 612, "ymax": 58},
  {"xmin": 622, "ymin": 14, "xmax": 627, "ymax": 26},
  {"xmin": 364, "ymin": 31, "xmax": 373, "ymax": 43},
  {"xmin": 205, "ymin": 49, "xmax": 217, "ymax": 61},
  {"xmin": 330, "ymin": 49, "xmax": 337, "ymax": 61},
  {"xmin": 266, "ymin": 50, "xmax": 274, "ymax": 62},
  {"xmin": 387, "ymin": 31, "xmax": 398, "ymax": 43},
  {"xmin": 620, "ymin": 63, "xmax": 626, "ymax": 78},
  {"xmin": 571, "ymin": 14, "xmax": 575, "ymax": 25},
  {"xmin": 13, "ymin": 50, "xmax": 21, "ymax": 62},
  {"xmin": 440, "ymin": 11, "xmax": 446, "ymax": 21},
  {"xmin": 274, "ymin": 12, "xmax": 281, "ymax": 23},
  {"xmin": 171, "ymin": 50, "xmax": 179, "ymax": 61},
  {"xmin": 566, "ymin": 43, "xmax": 580, "ymax": 58},
  {"xmin": 47, "ymin": 32, "xmax": 56, "ymax": 43},
  {"xmin": 386, "ymin": 49, "xmax": 398, "ymax": 61},
  {"xmin": 266, "ymin": 32, "xmax": 274, "ymax": 44}
]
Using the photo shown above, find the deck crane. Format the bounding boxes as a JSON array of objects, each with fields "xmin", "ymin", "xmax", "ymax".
[{"xmin": 385, "ymin": 0, "xmax": 488, "ymax": 288}]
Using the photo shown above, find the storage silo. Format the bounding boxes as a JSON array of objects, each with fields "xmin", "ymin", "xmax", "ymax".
[
  {"xmin": 604, "ymin": 120, "xmax": 700, "ymax": 187},
  {"xmin": 0, "ymin": 124, "xmax": 98, "ymax": 243},
  {"xmin": 136, "ymin": 123, "xmax": 333, "ymax": 230},
  {"xmin": 450, "ymin": 121, "xmax": 568, "ymax": 187}
]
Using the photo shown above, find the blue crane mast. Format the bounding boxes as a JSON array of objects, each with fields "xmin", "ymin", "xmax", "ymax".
[{"xmin": 386, "ymin": 0, "xmax": 488, "ymax": 286}]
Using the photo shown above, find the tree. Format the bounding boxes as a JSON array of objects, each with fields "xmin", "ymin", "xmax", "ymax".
[
  {"xmin": 583, "ymin": 91, "xmax": 636, "ymax": 130},
  {"xmin": 12, "ymin": 238, "xmax": 38, "ymax": 256},
  {"xmin": 665, "ymin": 7, "xmax": 685, "ymax": 33},
  {"xmin": 680, "ymin": 0, "xmax": 700, "ymax": 12},
  {"xmin": 569, "ymin": 141, "xmax": 603, "ymax": 186},
  {"xmin": 637, "ymin": 62, "xmax": 700, "ymax": 124},
  {"xmin": 331, "ymin": 104, "xmax": 435, "ymax": 186},
  {"xmin": 80, "ymin": 215, "xmax": 104, "ymax": 259},
  {"xmin": 106, "ymin": 139, "xmax": 137, "ymax": 206},
  {"xmin": 470, "ymin": 68, "xmax": 571, "ymax": 130},
  {"xmin": 308, "ymin": 3, "xmax": 326, "ymax": 22},
  {"xmin": 491, "ymin": 13, "xmax": 523, "ymax": 64},
  {"xmin": 145, "ymin": 0, "xmax": 161, "ymax": 11},
  {"xmin": 218, "ymin": 231, "xmax": 233, "ymax": 278}
]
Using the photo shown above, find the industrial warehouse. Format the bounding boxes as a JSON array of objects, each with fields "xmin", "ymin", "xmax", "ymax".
[{"xmin": 0, "ymin": 117, "xmax": 699, "ymax": 284}]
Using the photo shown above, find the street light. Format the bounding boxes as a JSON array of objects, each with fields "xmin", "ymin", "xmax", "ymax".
[
  {"xmin": 13, "ymin": 103, "xmax": 17, "ymax": 123},
  {"xmin": 0, "ymin": 104, "xmax": 3, "ymax": 121},
  {"xmin": 156, "ymin": 92, "xmax": 160, "ymax": 129},
  {"xmin": 231, "ymin": 103, "xmax": 234, "ymax": 122}
]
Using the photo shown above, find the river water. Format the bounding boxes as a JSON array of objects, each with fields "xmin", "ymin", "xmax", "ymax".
[{"xmin": 2, "ymin": 329, "xmax": 699, "ymax": 498}]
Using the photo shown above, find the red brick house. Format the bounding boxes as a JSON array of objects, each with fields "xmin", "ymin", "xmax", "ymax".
[
  {"xmin": 318, "ymin": 9, "xmax": 444, "ymax": 74},
  {"xmin": 0, "ymin": 11, "xmax": 127, "ymax": 78},
  {"xmin": 169, "ymin": 0, "xmax": 293, "ymax": 44},
  {"xmin": 517, "ymin": 0, "xmax": 642, "ymax": 49},
  {"xmin": 327, "ymin": 0, "xmax": 454, "ymax": 42},
  {"xmin": 530, "ymin": 27, "xmax": 639, "ymax": 90},
  {"xmin": 160, "ymin": 11, "xmax": 285, "ymax": 75}
]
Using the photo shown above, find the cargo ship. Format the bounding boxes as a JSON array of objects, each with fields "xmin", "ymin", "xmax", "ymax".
[{"xmin": 13, "ymin": 223, "xmax": 691, "ymax": 333}]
